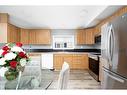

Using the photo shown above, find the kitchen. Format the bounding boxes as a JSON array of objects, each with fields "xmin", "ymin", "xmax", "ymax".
[{"xmin": 0, "ymin": 5, "xmax": 127, "ymax": 89}]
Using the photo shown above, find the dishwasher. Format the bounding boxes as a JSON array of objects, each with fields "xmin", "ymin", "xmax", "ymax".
[{"xmin": 41, "ymin": 53, "xmax": 53, "ymax": 69}]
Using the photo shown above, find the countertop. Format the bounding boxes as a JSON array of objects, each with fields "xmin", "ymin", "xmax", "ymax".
[
  {"xmin": 26, "ymin": 49, "xmax": 101, "ymax": 56},
  {"xmin": 25, "ymin": 49, "xmax": 101, "ymax": 53}
]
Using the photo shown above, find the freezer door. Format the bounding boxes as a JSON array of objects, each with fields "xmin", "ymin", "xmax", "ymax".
[{"xmin": 102, "ymin": 67, "xmax": 127, "ymax": 89}]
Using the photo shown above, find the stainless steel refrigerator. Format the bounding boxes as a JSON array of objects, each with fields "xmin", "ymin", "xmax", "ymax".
[{"xmin": 101, "ymin": 13, "xmax": 127, "ymax": 89}]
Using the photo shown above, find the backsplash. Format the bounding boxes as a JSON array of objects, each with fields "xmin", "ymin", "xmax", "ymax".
[{"xmin": 22, "ymin": 44, "xmax": 52, "ymax": 49}]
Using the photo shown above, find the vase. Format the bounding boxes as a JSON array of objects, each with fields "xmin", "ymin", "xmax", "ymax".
[
  {"xmin": 4, "ymin": 70, "xmax": 19, "ymax": 81},
  {"xmin": 16, "ymin": 65, "xmax": 25, "ymax": 72}
]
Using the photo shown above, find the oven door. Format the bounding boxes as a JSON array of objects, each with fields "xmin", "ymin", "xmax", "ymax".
[{"xmin": 89, "ymin": 57, "xmax": 99, "ymax": 75}]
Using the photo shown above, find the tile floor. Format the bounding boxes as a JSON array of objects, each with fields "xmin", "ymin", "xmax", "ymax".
[{"xmin": 48, "ymin": 70, "xmax": 101, "ymax": 89}]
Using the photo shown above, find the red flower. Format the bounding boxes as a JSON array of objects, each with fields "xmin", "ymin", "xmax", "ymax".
[
  {"xmin": 19, "ymin": 52, "xmax": 26, "ymax": 58},
  {"xmin": 10, "ymin": 61, "xmax": 17, "ymax": 68},
  {"xmin": 16, "ymin": 42, "xmax": 23, "ymax": 47},
  {"xmin": 2, "ymin": 51, "xmax": 8, "ymax": 56},
  {"xmin": 2, "ymin": 46, "xmax": 9, "ymax": 51}
]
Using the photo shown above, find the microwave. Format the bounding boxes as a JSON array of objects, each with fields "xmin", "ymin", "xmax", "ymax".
[{"xmin": 95, "ymin": 35, "xmax": 101, "ymax": 43}]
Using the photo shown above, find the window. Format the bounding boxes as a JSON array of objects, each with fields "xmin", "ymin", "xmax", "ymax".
[{"xmin": 53, "ymin": 35, "xmax": 74, "ymax": 49}]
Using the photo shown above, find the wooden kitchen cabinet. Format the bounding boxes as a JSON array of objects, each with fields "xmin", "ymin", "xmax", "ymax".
[
  {"xmin": 53, "ymin": 54, "xmax": 63, "ymax": 70},
  {"xmin": 76, "ymin": 29, "xmax": 86, "ymax": 44},
  {"xmin": 73, "ymin": 54, "xmax": 88, "ymax": 69},
  {"xmin": 7, "ymin": 23, "xmax": 20, "ymax": 43},
  {"xmin": 29, "ymin": 30, "xmax": 36, "ymax": 44},
  {"xmin": 85, "ymin": 29, "xmax": 95, "ymax": 44},
  {"xmin": 35, "ymin": 29, "xmax": 51, "ymax": 44},
  {"xmin": 0, "ymin": 13, "xmax": 9, "ymax": 23},
  {"xmin": 94, "ymin": 27, "xmax": 101, "ymax": 36},
  {"xmin": 29, "ymin": 29, "xmax": 51, "ymax": 44},
  {"xmin": 20, "ymin": 28, "xmax": 29, "ymax": 44},
  {"xmin": 0, "ymin": 23, "xmax": 20, "ymax": 43},
  {"xmin": 0, "ymin": 23, "xmax": 8, "ymax": 43},
  {"xmin": 63, "ymin": 54, "xmax": 73, "ymax": 69},
  {"xmin": 76, "ymin": 28, "xmax": 95, "ymax": 45},
  {"xmin": 53, "ymin": 53, "xmax": 88, "ymax": 70},
  {"xmin": 0, "ymin": 14, "xmax": 20, "ymax": 43}
]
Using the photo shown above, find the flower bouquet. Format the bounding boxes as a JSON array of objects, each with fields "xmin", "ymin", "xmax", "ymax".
[{"xmin": 0, "ymin": 43, "xmax": 30, "ymax": 81}]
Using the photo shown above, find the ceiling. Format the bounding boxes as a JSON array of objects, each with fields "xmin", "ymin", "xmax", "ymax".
[{"xmin": 0, "ymin": 6, "xmax": 123, "ymax": 29}]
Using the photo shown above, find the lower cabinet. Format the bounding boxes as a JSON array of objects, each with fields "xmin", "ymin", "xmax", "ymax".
[
  {"xmin": 63, "ymin": 54, "xmax": 73, "ymax": 69},
  {"xmin": 53, "ymin": 54, "xmax": 63, "ymax": 70},
  {"xmin": 53, "ymin": 53, "xmax": 88, "ymax": 70},
  {"xmin": 73, "ymin": 54, "xmax": 88, "ymax": 69}
]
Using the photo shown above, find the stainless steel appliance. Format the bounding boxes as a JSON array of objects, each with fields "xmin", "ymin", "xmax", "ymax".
[
  {"xmin": 95, "ymin": 35, "xmax": 101, "ymax": 44},
  {"xmin": 88, "ymin": 53, "xmax": 100, "ymax": 81},
  {"xmin": 101, "ymin": 13, "xmax": 127, "ymax": 89}
]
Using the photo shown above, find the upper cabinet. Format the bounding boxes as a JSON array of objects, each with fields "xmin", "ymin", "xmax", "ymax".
[
  {"xmin": 76, "ymin": 28, "xmax": 95, "ymax": 45},
  {"xmin": 20, "ymin": 29, "xmax": 51, "ymax": 44},
  {"xmin": 29, "ymin": 30, "xmax": 36, "ymax": 44},
  {"xmin": 0, "ymin": 13, "xmax": 20, "ymax": 43},
  {"xmin": 0, "ymin": 23, "xmax": 8, "ymax": 43},
  {"xmin": 33, "ymin": 29, "xmax": 51, "ymax": 44},
  {"xmin": 29, "ymin": 29, "xmax": 51, "ymax": 44},
  {"xmin": 76, "ymin": 29, "xmax": 86, "ymax": 45},
  {"xmin": 85, "ymin": 28, "xmax": 94, "ymax": 44},
  {"xmin": 94, "ymin": 26, "xmax": 101, "ymax": 36},
  {"xmin": 0, "ymin": 13, "xmax": 9, "ymax": 23},
  {"xmin": 20, "ymin": 28, "xmax": 29, "ymax": 44},
  {"xmin": 7, "ymin": 24, "xmax": 20, "ymax": 43}
]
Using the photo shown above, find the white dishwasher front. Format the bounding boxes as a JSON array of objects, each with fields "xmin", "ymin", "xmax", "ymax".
[{"xmin": 41, "ymin": 53, "xmax": 53, "ymax": 69}]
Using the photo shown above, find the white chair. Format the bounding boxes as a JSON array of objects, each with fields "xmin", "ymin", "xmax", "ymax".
[{"xmin": 57, "ymin": 62, "xmax": 70, "ymax": 89}]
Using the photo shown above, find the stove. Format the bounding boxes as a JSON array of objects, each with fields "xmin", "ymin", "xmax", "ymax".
[{"xmin": 88, "ymin": 53, "xmax": 101, "ymax": 81}]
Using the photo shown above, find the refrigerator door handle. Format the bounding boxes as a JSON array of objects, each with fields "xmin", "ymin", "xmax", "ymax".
[
  {"xmin": 107, "ymin": 25, "xmax": 112, "ymax": 64},
  {"xmin": 110, "ymin": 25, "xmax": 114, "ymax": 61},
  {"xmin": 104, "ymin": 68, "xmax": 125, "ymax": 83},
  {"xmin": 107, "ymin": 73, "xmax": 124, "ymax": 83},
  {"xmin": 107, "ymin": 24, "xmax": 114, "ymax": 66}
]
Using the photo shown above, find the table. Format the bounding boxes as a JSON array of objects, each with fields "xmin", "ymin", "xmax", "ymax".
[{"xmin": 0, "ymin": 69, "xmax": 54, "ymax": 90}]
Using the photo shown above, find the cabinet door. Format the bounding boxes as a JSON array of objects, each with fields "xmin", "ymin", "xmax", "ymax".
[
  {"xmin": 77, "ymin": 29, "xmax": 86, "ymax": 44},
  {"xmin": 20, "ymin": 28, "xmax": 29, "ymax": 44},
  {"xmin": 73, "ymin": 54, "xmax": 88, "ymax": 69},
  {"xmin": 36, "ymin": 29, "xmax": 51, "ymax": 44},
  {"xmin": 7, "ymin": 24, "xmax": 20, "ymax": 43},
  {"xmin": 63, "ymin": 54, "xmax": 73, "ymax": 69},
  {"xmin": 85, "ymin": 29, "xmax": 94, "ymax": 44},
  {"xmin": 29, "ymin": 29, "xmax": 51, "ymax": 44},
  {"xmin": 94, "ymin": 27, "xmax": 101, "ymax": 36},
  {"xmin": 53, "ymin": 54, "xmax": 63, "ymax": 70},
  {"xmin": 0, "ymin": 23, "xmax": 7, "ymax": 43},
  {"xmin": 29, "ymin": 30, "xmax": 36, "ymax": 44},
  {"xmin": 0, "ymin": 13, "xmax": 8, "ymax": 23}
]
